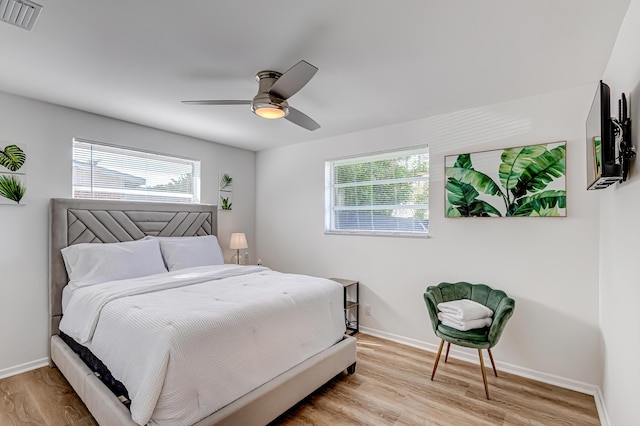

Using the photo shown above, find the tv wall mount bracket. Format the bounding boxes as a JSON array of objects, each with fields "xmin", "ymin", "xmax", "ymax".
[{"xmin": 614, "ymin": 93, "xmax": 635, "ymax": 182}]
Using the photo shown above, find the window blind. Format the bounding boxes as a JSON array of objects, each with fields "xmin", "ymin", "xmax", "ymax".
[
  {"xmin": 72, "ymin": 139, "xmax": 201, "ymax": 204},
  {"xmin": 325, "ymin": 147, "xmax": 429, "ymax": 235}
]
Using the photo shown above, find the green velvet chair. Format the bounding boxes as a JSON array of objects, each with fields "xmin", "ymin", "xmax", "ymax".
[{"xmin": 423, "ymin": 282, "xmax": 515, "ymax": 399}]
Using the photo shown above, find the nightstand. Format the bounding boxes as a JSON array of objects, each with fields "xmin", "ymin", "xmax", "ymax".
[{"xmin": 330, "ymin": 278, "xmax": 359, "ymax": 335}]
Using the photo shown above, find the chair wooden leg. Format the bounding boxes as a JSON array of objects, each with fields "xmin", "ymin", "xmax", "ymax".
[
  {"xmin": 478, "ymin": 349, "xmax": 490, "ymax": 399},
  {"xmin": 444, "ymin": 342, "xmax": 451, "ymax": 363},
  {"xmin": 431, "ymin": 340, "xmax": 445, "ymax": 381},
  {"xmin": 487, "ymin": 348, "xmax": 498, "ymax": 377}
]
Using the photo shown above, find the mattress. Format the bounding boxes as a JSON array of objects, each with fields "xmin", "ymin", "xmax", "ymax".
[{"xmin": 59, "ymin": 265, "xmax": 346, "ymax": 425}]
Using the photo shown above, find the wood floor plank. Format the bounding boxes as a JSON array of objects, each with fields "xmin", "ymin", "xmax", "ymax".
[
  {"xmin": 23, "ymin": 368, "xmax": 97, "ymax": 426},
  {"xmin": 0, "ymin": 334, "xmax": 600, "ymax": 426},
  {"xmin": 0, "ymin": 375, "xmax": 49, "ymax": 425},
  {"xmin": 272, "ymin": 335, "xmax": 599, "ymax": 426}
]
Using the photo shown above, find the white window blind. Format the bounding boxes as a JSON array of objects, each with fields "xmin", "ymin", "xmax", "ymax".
[
  {"xmin": 73, "ymin": 139, "xmax": 201, "ymax": 203},
  {"xmin": 325, "ymin": 147, "xmax": 429, "ymax": 236}
]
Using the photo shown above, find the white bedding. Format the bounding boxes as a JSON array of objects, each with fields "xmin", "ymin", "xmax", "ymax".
[{"xmin": 59, "ymin": 265, "xmax": 346, "ymax": 426}]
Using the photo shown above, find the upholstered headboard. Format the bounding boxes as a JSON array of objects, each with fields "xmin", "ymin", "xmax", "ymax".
[{"xmin": 49, "ymin": 198, "xmax": 217, "ymax": 338}]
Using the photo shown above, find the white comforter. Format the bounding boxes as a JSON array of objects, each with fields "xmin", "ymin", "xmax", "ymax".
[{"xmin": 59, "ymin": 265, "xmax": 346, "ymax": 426}]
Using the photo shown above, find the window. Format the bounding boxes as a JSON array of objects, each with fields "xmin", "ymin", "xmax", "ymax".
[
  {"xmin": 72, "ymin": 139, "xmax": 201, "ymax": 203},
  {"xmin": 325, "ymin": 146, "xmax": 429, "ymax": 236}
]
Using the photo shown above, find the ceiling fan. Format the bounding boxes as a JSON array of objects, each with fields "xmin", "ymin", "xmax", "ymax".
[{"xmin": 182, "ymin": 60, "xmax": 321, "ymax": 131}]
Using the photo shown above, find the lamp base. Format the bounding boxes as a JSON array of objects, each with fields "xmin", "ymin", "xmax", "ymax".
[{"xmin": 232, "ymin": 250, "xmax": 248, "ymax": 265}]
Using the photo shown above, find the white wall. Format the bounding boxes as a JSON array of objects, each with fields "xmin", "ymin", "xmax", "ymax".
[
  {"xmin": 601, "ymin": 0, "xmax": 640, "ymax": 423},
  {"xmin": 0, "ymin": 91, "xmax": 255, "ymax": 375},
  {"xmin": 256, "ymin": 85, "xmax": 603, "ymax": 387}
]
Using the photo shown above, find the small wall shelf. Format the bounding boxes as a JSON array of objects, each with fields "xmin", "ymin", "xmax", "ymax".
[{"xmin": 330, "ymin": 278, "xmax": 359, "ymax": 335}]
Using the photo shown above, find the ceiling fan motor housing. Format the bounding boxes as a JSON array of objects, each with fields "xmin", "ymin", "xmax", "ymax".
[{"xmin": 252, "ymin": 71, "xmax": 290, "ymax": 118}]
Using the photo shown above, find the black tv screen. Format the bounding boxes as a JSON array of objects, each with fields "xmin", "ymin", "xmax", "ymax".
[{"xmin": 586, "ymin": 81, "xmax": 621, "ymax": 190}]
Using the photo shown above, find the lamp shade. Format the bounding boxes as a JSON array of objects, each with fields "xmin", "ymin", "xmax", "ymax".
[{"xmin": 229, "ymin": 233, "xmax": 248, "ymax": 250}]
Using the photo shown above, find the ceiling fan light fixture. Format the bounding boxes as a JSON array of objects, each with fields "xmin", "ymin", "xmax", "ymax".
[
  {"xmin": 252, "ymin": 94, "xmax": 290, "ymax": 119},
  {"xmin": 253, "ymin": 104, "xmax": 288, "ymax": 119}
]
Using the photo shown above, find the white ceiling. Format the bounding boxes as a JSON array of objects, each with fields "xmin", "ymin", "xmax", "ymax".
[{"xmin": 0, "ymin": 0, "xmax": 631, "ymax": 151}]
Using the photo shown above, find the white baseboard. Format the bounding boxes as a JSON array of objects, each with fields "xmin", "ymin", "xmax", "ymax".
[
  {"xmin": 359, "ymin": 327, "xmax": 609, "ymax": 426},
  {"xmin": 593, "ymin": 387, "xmax": 610, "ymax": 426},
  {"xmin": 0, "ymin": 357, "xmax": 49, "ymax": 380}
]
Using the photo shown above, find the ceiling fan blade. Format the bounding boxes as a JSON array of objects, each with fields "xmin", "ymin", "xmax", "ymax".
[
  {"xmin": 286, "ymin": 107, "xmax": 320, "ymax": 131},
  {"xmin": 181, "ymin": 100, "xmax": 251, "ymax": 105},
  {"xmin": 269, "ymin": 60, "xmax": 318, "ymax": 100}
]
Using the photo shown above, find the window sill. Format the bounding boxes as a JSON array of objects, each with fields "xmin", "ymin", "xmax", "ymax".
[{"xmin": 324, "ymin": 230, "xmax": 430, "ymax": 239}]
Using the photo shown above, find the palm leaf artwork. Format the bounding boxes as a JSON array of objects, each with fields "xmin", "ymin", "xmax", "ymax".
[
  {"xmin": 453, "ymin": 153, "xmax": 473, "ymax": 170},
  {"xmin": 446, "ymin": 167, "xmax": 507, "ymax": 204},
  {"xmin": 499, "ymin": 144, "xmax": 566, "ymax": 203},
  {"xmin": 445, "ymin": 142, "xmax": 566, "ymax": 217},
  {"xmin": 219, "ymin": 173, "xmax": 233, "ymax": 210},
  {"xmin": 219, "ymin": 173, "xmax": 232, "ymax": 190},
  {"xmin": 0, "ymin": 144, "xmax": 26, "ymax": 172},
  {"xmin": 0, "ymin": 174, "xmax": 26, "ymax": 204},
  {"xmin": 220, "ymin": 196, "xmax": 232, "ymax": 210},
  {"xmin": 510, "ymin": 190, "xmax": 566, "ymax": 217},
  {"xmin": 446, "ymin": 178, "xmax": 502, "ymax": 217},
  {"xmin": 445, "ymin": 152, "xmax": 508, "ymax": 217}
]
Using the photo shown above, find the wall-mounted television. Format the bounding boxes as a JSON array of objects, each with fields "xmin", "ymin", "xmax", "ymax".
[{"xmin": 586, "ymin": 81, "xmax": 621, "ymax": 190}]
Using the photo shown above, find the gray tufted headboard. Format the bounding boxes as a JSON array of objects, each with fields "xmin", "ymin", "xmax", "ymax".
[{"xmin": 49, "ymin": 198, "xmax": 217, "ymax": 338}]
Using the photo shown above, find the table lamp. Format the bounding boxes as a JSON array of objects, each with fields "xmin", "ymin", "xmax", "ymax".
[{"xmin": 229, "ymin": 232, "xmax": 248, "ymax": 264}]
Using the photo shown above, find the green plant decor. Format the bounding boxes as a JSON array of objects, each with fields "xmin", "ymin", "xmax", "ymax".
[
  {"xmin": 446, "ymin": 143, "xmax": 566, "ymax": 217},
  {"xmin": 220, "ymin": 196, "xmax": 232, "ymax": 210},
  {"xmin": 219, "ymin": 173, "xmax": 232, "ymax": 190},
  {"xmin": 0, "ymin": 174, "xmax": 26, "ymax": 204},
  {"xmin": 0, "ymin": 144, "xmax": 26, "ymax": 172}
]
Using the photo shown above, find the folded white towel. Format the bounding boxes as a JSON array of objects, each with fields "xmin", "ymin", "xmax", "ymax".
[
  {"xmin": 438, "ymin": 312, "xmax": 492, "ymax": 331},
  {"xmin": 437, "ymin": 299, "xmax": 493, "ymax": 321}
]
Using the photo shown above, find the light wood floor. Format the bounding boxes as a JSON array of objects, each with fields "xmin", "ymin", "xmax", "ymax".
[{"xmin": 0, "ymin": 334, "xmax": 599, "ymax": 426}]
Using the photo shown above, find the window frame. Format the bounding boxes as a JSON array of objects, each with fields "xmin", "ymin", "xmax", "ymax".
[
  {"xmin": 72, "ymin": 138, "xmax": 201, "ymax": 204},
  {"xmin": 324, "ymin": 145, "xmax": 429, "ymax": 237}
]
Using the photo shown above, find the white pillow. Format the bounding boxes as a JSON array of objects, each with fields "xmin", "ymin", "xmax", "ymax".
[
  {"xmin": 61, "ymin": 238, "xmax": 168, "ymax": 289},
  {"xmin": 157, "ymin": 235, "xmax": 225, "ymax": 271}
]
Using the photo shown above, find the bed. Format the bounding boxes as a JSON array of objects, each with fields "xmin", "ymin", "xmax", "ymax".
[{"xmin": 48, "ymin": 198, "xmax": 357, "ymax": 426}]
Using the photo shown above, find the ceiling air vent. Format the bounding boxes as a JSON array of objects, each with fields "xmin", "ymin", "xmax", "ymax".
[{"xmin": 0, "ymin": 0, "xmax": 42, "ymax": 31}]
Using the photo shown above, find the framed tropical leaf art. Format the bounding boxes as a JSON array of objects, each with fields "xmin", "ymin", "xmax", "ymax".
[
  {"xmin": 445, "ymin": 141, "xmax": 566, "ymax": 217},
  {"xmin": 218, "ymin": 172, "xmax": 233, "ymax": 211},
  {"xmin": 0, "ymin": 143, "xmax": 27, "ymax": 205}
]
